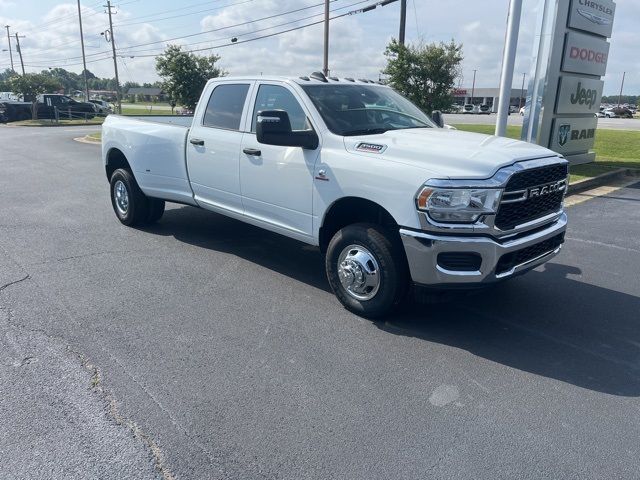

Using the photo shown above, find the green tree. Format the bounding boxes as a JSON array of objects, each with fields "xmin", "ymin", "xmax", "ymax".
[
  {"xmin": 383, "ymin": 39, "xmax": 463, "ymax": 114},
  {"xmin": 9, "ymin": 73, "xmax": 62, "ymax": 119},
  {"xmin": 156, "ymin": 45, "xmax": 225, "ymax": 109}
]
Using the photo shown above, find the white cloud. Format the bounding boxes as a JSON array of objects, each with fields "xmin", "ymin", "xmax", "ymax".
[{"xmin": 1, "ymin": 0, "xmax": 637, "ymax": 94}]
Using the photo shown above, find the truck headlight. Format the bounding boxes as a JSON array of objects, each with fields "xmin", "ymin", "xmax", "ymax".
[{"xmin": 416, "ymin": 187, "xmax": 502, "ymax": 223}]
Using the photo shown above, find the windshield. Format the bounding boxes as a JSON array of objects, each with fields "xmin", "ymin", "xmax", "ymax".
[{"xmin": 301, "ymin": 84, "xmax": 435, "ymax": 136}]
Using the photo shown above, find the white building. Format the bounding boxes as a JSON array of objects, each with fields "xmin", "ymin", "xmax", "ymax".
[{"xmin": 452, "ymin": 87, "xmax": 527, "ymax": 112}]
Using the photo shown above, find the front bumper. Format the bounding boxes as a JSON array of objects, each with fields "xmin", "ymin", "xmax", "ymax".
[{"xmin": 400, "ymin": 213, "xmax": 567, "ymax": 286}]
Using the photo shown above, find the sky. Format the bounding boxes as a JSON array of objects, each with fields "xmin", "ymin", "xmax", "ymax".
[{"xmin": 0, "ymin": 0, "xmax": 637, "ymax": 95}]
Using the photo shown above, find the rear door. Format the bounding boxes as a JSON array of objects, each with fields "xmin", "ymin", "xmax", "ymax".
[
  {"xmin": 187, "ymin": 81, "xmax": 254, "ymax": 215},
  {"xmin": 239, "ymin": 82, "xmax": 319, "ymax": 237}
]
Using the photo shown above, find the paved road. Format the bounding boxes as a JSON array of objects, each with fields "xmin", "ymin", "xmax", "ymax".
[
  {"xmin": 1, "ymin": 125, "xmax": 639, "ymax": 479},
  {"xmin": 444, "ymin": 112, "xmax": 640, "ymax": 130}
]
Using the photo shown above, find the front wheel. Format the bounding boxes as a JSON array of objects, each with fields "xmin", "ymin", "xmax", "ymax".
[{"xmin": 325, "ymin": 223, "xmax": 408, "ymax": 318}]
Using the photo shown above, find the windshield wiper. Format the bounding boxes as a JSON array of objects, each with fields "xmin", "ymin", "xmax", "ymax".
[{"xmin": 342, "ymin": 127, "xmax": 389, "ymax": 136}]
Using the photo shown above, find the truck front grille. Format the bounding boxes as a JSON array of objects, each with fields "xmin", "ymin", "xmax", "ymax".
[{"xmin": 495, "ymin": 164, "xmax": 568, "ymax": 230}]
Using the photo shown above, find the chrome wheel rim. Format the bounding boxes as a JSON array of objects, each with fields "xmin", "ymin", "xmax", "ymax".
[
  {"xmin": 114, "ymin": 180, "xmax": 129, "ymax": 215},
  {"xmin": 337, "ymin": 244, "xmax": 380, "ymax": 301}
]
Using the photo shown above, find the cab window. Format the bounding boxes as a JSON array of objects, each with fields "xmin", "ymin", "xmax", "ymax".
[
  {"xmin": 203, "ymin": 84, "xmax": 250, "ymax": 130},
  {"xmin": 251, "ymin": 84, "xmax": 310, "ymax": 132}
]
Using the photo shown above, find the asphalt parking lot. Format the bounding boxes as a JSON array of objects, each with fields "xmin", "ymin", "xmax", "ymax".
[{"xmin": 1, "ymin": 125, "xmax": 639, "ymax": 479}]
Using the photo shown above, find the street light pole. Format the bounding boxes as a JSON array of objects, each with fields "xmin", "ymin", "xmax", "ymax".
[
  {"xmin": 77, "ymin": 0, "xmax": 90, "ymax": 101},
  {"xmin": 104, "ymin": 1, "xmax": 121, "ymax": 113},
  {"xmin": 4, "ymin": 25, "xmax": 14, "ymax": 72},
  {"xmin": 470, "ymin": 69, "xmax": 477, "ymax": 105},
  {"xmin": 399, "ymin": 0, "xmax": 406, "ymax": 45},
  {"xmin": 322, "ymin": 0, "xmax": 329, "ymax": 76},
  {"xmin": 496, "ymin": 0, "xmax": 523, "ymax": 137},
  {"xmin": 14, "ymin": 33, "xmax": 25, "ymax": 75},
  {"xmin": 617, "ymin": 71, "xmax": 625, "ymax": 109},
  {"xmin": 519, "ymin": 72, "xmax": 526, "ymax": 109}
]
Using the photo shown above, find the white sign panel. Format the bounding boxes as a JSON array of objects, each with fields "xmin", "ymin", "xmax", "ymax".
[
  {"xmin": 550, "ymin": 116, "xmax": 598, "ymax": 155},
  {"xmin": 556, "ymin": 75, "xmax": 604, "ymax": 115},
  {"xmin": 569, "ymin": 0, "xmax": 616, "ymax": 38},
  {"xmin": 562, "ymin": 31, "xmax": 610, "ymax": 76}
]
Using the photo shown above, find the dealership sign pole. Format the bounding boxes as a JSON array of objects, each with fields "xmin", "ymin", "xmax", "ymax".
[
  {"xmin": 522, "ymin": 0, "xmax": 616, "ymax": 164},
  {"xmin": 496, "ymin": 0, "xmax": 522, "ymax": 137}
]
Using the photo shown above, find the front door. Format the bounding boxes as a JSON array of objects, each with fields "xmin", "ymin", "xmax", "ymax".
[
  {"xmin": 239, "ymin": 82, "xmax": 319, "ymax": 237},
  {"xmin": 187, "ymin": 82, "xmax": 253, "ymax": 215}
]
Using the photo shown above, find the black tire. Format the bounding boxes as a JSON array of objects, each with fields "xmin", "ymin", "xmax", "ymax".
[
  {"xmin": 109, "ymin": 168, "xmax": 150, "ymax": 226},
  {"xmin": 146, "ymin": 198, "xmax": 165, "ymax": 224},
  {"xmin": 325, "ymin": 223, "xmax": 408, "ymax": 318}
]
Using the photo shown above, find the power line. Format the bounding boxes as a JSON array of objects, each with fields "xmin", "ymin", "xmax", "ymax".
[
  {"xmin": 116, "ymin": 0, "xmax": 368, "ymax": 57},
  {"xmin": 112, "ymin": 0, "xmax": 230, "ymax": 26},
  {"xmin": 22, "ymin": 0, "xmax": 396, "ymax": 69},
  {"xmin": 26, "ymin": 1, "xmax": 337, "ymax": 64},
  {"xmin": 114, "ymin": 0, "xmax": 255, "ymax": 27}
]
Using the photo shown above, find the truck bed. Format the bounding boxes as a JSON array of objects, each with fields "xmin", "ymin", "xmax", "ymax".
[{"xmin": 102, "ymin": 115, "xmax": 196, "ymax": 205}]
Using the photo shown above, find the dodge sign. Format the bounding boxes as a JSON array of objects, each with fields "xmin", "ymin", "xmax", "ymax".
[{"xmin": 562, "ymin": 31, "xmax": 610, "ymax": 76}]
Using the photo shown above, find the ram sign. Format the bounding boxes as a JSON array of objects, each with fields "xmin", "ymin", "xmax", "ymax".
[
  {"xmin": 568, "ymin": 0, "xmax": 616, "ymax": 38},
  {"xmin": 562, "ymin": 31, "xmax": 610, "ymax": 76},
  {"xmin": 550, "ymin": 116, "xmax": 598, "ymax": 155},
  {"xmin": 556, "ymin": 75, "xmax": 604, "ymax": 115}
]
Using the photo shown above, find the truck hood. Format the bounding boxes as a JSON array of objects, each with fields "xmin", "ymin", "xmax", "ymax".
[{"xmin": 343, "ymin": 128, "xmax": 560, "ymax": 179}]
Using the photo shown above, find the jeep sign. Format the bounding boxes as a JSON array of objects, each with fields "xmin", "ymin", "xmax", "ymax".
[
  {"xmin": 556, "ymin": 75, "xmax": 604, "ymax": 115},
  {"xmin": 568, "ymin": 0, "xmax": 616, "ymax": 38},
  {"xmin": 550, "ymin": 116, "xmax": 598, "ymax": 155},
  {"xmin": 562, "ymin": 31, "xmax": 610, "ymax": 76}
]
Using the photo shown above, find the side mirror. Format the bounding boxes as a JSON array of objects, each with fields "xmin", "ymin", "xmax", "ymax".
[
  {"xmin": 256, "ymin": 110, "xmax": 319, "ymax": 150},
  {"xmin": 431, "ymin": 110, "xmax": 444, "ymax": 128}
]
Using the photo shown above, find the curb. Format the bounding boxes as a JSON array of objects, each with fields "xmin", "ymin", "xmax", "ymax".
[{"xmin": 568, "ymin": 168, "xmax": 639, "ymax": 195}]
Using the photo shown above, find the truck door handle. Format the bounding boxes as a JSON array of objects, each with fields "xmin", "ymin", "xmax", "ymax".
[
  {"xmin": 243, "ymin": 148, "xmax": 261, "ymax": 156},
  {"xmin": 190, "ymin": 138, "xmax": 205, "ymax": 146}
]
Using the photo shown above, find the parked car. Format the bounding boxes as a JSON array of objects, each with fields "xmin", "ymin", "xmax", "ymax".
[
  {"xmin": 509, "ymin": 105, "xmax": 519, "ymax": 114},
  {"xmin": 102, "ymin": 74, "xmax": 569, "ymax": 317},
  {"xmin": 462, "ymin": 103, "xmax": 476, "ymax": 114},
  {"xmin": 519, "ymin": 106, "xmax": 526, "ymax": 116},
  {"xmin": 603, "ymin": 108, "xmax": 618, "ymax": 118},
  {"xmin": 478, "ymin": 104, "xmax": 491, "ymax": 115},
  {"xmin": 90, "ymin": 99, "xmax": 113, "ymax": 115}
]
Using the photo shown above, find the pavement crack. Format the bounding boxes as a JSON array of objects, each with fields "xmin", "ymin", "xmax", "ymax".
[{"xmin": 0, "ymin": 274, "xmax": 30, "ymax": 293}]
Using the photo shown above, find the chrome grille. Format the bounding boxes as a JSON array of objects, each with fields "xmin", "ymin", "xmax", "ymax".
[{"xmin": 495, "ymin": 164, "xmax": 568, "ymax": 231}]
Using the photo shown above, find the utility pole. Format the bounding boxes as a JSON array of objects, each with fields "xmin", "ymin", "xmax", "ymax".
[
  {"xmin": 77, "ymin": 0, "xmax": 90, "ymax": 101},
  {"xmin": 14, "ymin": 33, "xmax": 25, "ymax": 75},
  {"xmin": 104, "ymin": 0, "xmax": 121, "ymax": 113},
  {"xmin": 496, "ymin": 0, "xmax": 522, "ymax": 137},
  {"xmin": 519, "ymin": 72, "xmax": 526, "ymax": 109},
  {"xmin": 322, "ymin": 0, "xmax": 329, "ymax": 76},
  {"xmin": 399, "ymin": 0, "xmax": 406, "ymax": 45},
  {"xmin": 470, "ymin": 69, "xmax": 477, "ymax": 105},
  {"xmin": 617, "ymin": 71, "xmax": 625, "ymax": 109},
  {"xmin": 4, "ymin": 25, "xmax": 14, "ymax": 72}
]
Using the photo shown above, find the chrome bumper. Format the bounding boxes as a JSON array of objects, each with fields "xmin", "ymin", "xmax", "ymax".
[{"xmin": 400, "ymin": 213, "xmax": 567, "ymax": 286}]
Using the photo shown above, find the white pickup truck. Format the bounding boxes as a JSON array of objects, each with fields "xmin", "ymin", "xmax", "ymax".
[{"xmin": 102, "ymin": 73, "xmax": 568, "ymax": 317}]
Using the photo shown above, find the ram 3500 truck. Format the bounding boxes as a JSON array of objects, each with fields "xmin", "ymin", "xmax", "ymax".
[{"xmin": 102, "ymin": 74, "xmax": 568, "ymax": 317}]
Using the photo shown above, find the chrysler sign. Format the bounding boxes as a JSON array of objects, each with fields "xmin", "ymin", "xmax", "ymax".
[
  {"xmin": 562, "ymin": 31, "xmax": 610, "ymax": 76},
  {"xmin": 556, "ymin": 75, "xmax": 604, "ymax": 115},
  {"xmin": 569, "ymin": 0, "xmax": 616, "ymax": 38},
  {"xmin": 550, "ymin": 116, "xmax": 598, "ymax": 155}
]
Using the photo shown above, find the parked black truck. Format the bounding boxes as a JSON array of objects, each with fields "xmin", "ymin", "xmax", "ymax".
[{"xmin": 0, "ymin": 94, "xmax": 97, "ymax": 122}]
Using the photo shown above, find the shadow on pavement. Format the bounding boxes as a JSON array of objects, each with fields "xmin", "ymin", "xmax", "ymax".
[{"xmin": 147, "ymin": 206, "xmax": 640, "ymax": 397}]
